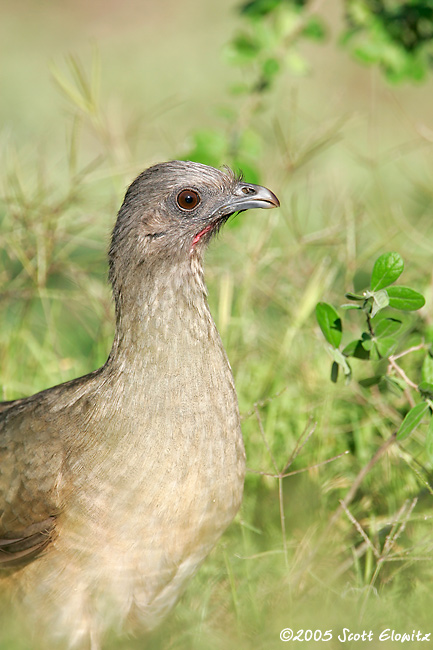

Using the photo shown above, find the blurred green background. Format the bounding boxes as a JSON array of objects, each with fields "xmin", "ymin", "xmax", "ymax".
[{"xmin": 2, "ymin": 0, "xmax": 433, "ymax": 648}]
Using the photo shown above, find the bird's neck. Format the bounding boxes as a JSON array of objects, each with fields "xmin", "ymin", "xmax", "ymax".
[{"xmin": 106, "ymin": 256, "xmax": 218, "ymax": 371}]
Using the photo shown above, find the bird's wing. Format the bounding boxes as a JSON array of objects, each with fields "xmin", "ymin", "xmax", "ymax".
[
  {"xmin": 0, "ymin": 517, "xmax": 56, "ymax": 567},
  {"xmin": 0, "ymin": 398, "xmax": 64, "ymax": 568}
]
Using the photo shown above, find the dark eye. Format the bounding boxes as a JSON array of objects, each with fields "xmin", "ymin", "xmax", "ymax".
[{"xmin": 177, "ymin": 189, "xmax": 200, "ymax": 211}]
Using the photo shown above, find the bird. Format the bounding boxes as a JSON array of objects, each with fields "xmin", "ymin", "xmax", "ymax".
[{"xmin": 0, "ymin": 160, "xmax": 279, "ymax": 649}]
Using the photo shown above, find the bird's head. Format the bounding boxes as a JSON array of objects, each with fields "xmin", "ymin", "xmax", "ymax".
[{"xmin": 109, "ymin": 161, "xmax": 279, "ymax": 305}]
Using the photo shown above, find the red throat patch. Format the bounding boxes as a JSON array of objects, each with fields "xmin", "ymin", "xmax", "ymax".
[{"xmin": 191, "ymin": 224, "xmax": 213, "ymax": 247}]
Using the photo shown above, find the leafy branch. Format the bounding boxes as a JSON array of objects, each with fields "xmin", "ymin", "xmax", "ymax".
[
  {"xmin": 231, "ymin": 0, "xmax": 433, "ymax": 87},
  {"xmin": 316, "ymin": 252, "xmax": 433, "ymax": 447}
]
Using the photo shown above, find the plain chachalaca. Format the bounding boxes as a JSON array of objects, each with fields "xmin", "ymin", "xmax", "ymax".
[{"xmin": 0, "ymin": 161, "xmax": 279, "ymax": 649}]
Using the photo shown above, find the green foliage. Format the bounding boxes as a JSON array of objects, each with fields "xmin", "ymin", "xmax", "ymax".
[
  {"xmin": 397, "ymin": 401, "xmax": 430, "ymax": 440},
  {"xmin": 344, "ymin": 0, "xmax": 433, "ymax": 82},
  {"xmin": 227, "ymin": 0, "xmax": 327, "ymax": 92},
  {"xmin": 227, "ymin": 0, "xmax": 433, "ymax": 92},
  {"xmin": 386, "ymin": 285, "xmax": 425, "ymax": 310},
  {"xmin": 370, "ymin": 250, "xmax": 404, "ymax": 291},
  {"xmin": 316, "ymin": 252, "xmax": 431, "ymax": 446},
  {"xmin": 186, "ymin": 128, "xmax": 262, "ymax": 184},
  {"xmin": 315, "ymin": 302, "xmax": 342, "ymax": 348}
]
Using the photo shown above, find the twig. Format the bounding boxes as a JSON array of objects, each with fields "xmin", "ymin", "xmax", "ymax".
[
  {"xmin": 359, "ymin": 497, "xmax": 418, "ymax": 620},
  {"xmin": 281, "ymin": 419, "xmax": 317, "ymax": 473},
  {"xmin": 331, "ymin": 500, "xmax": 424, "ymax": 582},
  {"xmin": 388, "ymin": 357, "xmax": 418, "ymax": 391},
  {"xmin": 240, "ymin": 386, "xmax": 289, "ymax": 420},
  {"xmin": 246, "ymin": 450, "xmax": 349, "ymax": 478},
  {"xmin": 327, "ymin": 433, "xmax": 397, "ymax": 532},
  {"xmin": 381, "ymin": 497, "xmax": 418, "ymax": 558},
  {"xmin": 253, "ymin": 404, "xmax": 279, "ymax": 473},
  {"xmin": 339, "ymin": 501, "xmax": 380, "ymax": 559},
  {"xmin": 279, "ymin": 477, "xmax": 289, "ymax": 568},
  {"xmin": 281, "ymin": 0, "xmax": 327, "ymax": 50},
  {"xmin": 391, "ymin": 343, "xmax": 427, "ymax": 361}
]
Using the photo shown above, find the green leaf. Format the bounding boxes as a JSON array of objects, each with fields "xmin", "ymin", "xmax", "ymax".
[
  {"xmin": 426, "ymin": 416, "xmax": 433, "ymax": 463},
  {"xmin": 341, "ymin": 303, "xmax": 362, "ymax": 311},
  {"xmin": 262, "ymin": 57, "xmax": 280, "ymax": 81},
  {"xmin": 342, "ymin": 339, "xmax": 370, "ymax": 360},
  {"xmin": 370, "ymin": 342, "xmax": 381, "ymax": 361},
  {"xmin": 370, "ymin": 252, "xmax": 404, "ymax": 291},
  {"xmin": 374, "ymin": 318, "xmax": 402, "ymax": 338},
  {"xmin": 186, "ymin": 129, "xmax": 226, "ymax": 167},
  {"xmin": 302, "ymin": 16, "xmax": 327, "ymax": 41},
  {"xmin": 345, "ymin": 292, "xmax": 365, "ymax": 301},
  {"xmin": 331, "ymin": 348, "xmax": 352, "ymax": 380},
  {"xmin": 359, "ymin": 375, "xmax": 382, "ymax": 388},
  {"xmin": 360, "ymin": 333, "xmax": 373, "ymax": 351},
  {"xmin": 375, "ymin": 336, "xmax": 397, "ymax": 358},
  {"xmin": 385, "ymin": 376, "xmax": 407, "ymax": 394},
  {"xmin": 387, "ymin": 286, "xmax": 425, "ymax": 311},
  {"xmin": 422, "ymin": 354, "xmax": 433, "ymax": 384},
  {"xmin": 240, "ymin": 0, "xmax": 281, "ymax": 18},
  {"xmin": 397, "ymin": 402, "xmax": 430, "ymax": 441},
  {"xmin": 228, "ymin": 82, "xmax": 250, "ymax": 95},
  {"xmin": 230, "ymin": 32, "xmax": 261, "ymax": 61},
  {"xmin": 331, "ymin": 361, "xmax": 339, "ymax": 383},
  {"xmin": 419, "ymin": 382, "xmax": 433, "ymax": 399},
  {"xmin": 316, "ymin": 302, "xmax": 342, "ymax": 348},
  {"xmin": 425, "ymin": 327, "xmax": 433, "ymax": 346},
  {"xmin": 285, "ymin": 50, "xmax": 310, "ymax": 76},
  {"xmin": 370, "ymin": 289, "xmax": 390, "ymax": 317}
]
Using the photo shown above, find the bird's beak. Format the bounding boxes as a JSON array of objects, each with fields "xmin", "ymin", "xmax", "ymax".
[
  {"xmin": 211, "ymin": 182, "xmax": 280, "ymax": 220},
  {"xmin": 231, "ymin": 182, "xmax": 280, "ymax": 211}
]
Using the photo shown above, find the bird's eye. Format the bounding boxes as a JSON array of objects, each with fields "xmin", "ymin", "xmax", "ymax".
[{"xmin": 177, "ymin": 189, "xmax": 200, "ymax": 211}]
